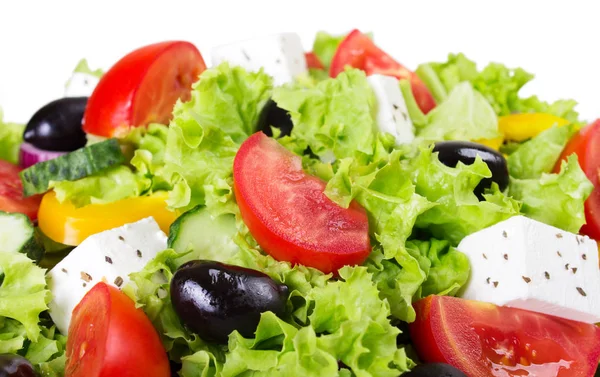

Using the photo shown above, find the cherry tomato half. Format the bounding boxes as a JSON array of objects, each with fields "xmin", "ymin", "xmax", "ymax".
[
  {"xmin": 65, "ymin": 282, "xmax": 170, "ymax": 377},
  {"xmin": 330, "ymin": 29, "xmax": 436, "ymax": 114},
  {"xmin": 83, "ymin": 41, "xmax": 206, "ymax": 137},
  {"xmin": 0, "ymin": 160, "xmax": 41, "ymax": 221},
  {"xmin": 233, "ymin": 132, "xmax": 371, "ymax": 274},
  {"xmin": 410, "ymin": 295, "xmax": 600, "ymax": 377}
]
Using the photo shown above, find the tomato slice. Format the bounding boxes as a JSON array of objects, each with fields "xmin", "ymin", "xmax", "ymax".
[
  {"xmin": 410, "ymin": 295, "xmax": 600, "ymax": 377},
  {"xmin": 305, "ymin": 52, "xmax": 325, "ymax": 70},
  {"xmin": 66, "ymin": 283, "xmax": 170, "ymax": 377},
  {"xmin": 554, "ymin": 119, "xmax": 600, "ymax": 240},
  {"xmin": 83, "ymin": 41, "xmax": 206, "ymax": 137},
  {"xmin": 0, "ymin": 160, "xmax": 41, "ymax": 221},
  {"xmin": 38, "ymin": 191, "xmax": 177, "ymax": 246},
  {"xmin": 233, "ymin": 132, "xmax": 371, "ymax": 274},
  {"xmin": 330, "ymin": 29, "xmax": 436, "ymax": 114}
]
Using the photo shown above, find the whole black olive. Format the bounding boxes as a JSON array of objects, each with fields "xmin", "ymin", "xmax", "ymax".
[
  {"xmin": 433, "ymin": 141, "xmax": 509, "ymax": 199},
  {"xmin": 402, "ymin": 363, "xmax": 467, "ymax": 377},
  {"xmin": 23, "ymin": 97, "xmax": 88, "ymax": 152},
  {"xmin": 170, "ymin": 260, "xmax": 289, "ymax": 343},
  {"xmin": 0, "ymin": 354, "xmax": 39, "ymax": 377},
  {"xmin": 256, "ymin": 99, "xmax": 293, "ymax": 137}
]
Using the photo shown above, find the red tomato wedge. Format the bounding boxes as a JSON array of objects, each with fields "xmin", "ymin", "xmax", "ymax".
[
  {"xmin": 330, "ymin": 29, "xmax": 436, "ymax": 114},
  {"xmin": 305, "ymin": 52, "xmax": 325, "ymax": 70},
  {"xmin": 83, "ymin": 41, "xmax": 206, "ymax": 137},
  {"xmin": 554, "ymin": 119, "xmax": 600, "ymax": 240},
  {"xmin": 65, "ymin": 283, "xmax": 170, "ymax": 377},
  {"xmin": 0, "ymin": 160, "xmax": 41, "ymax": 221},
  {"xmin": 410, "ymin": 295, "xmax": 600, "ymax": 377},
  {"xmin": 233, "ymin": 132, "xmax": 371, "ymax": 274}
]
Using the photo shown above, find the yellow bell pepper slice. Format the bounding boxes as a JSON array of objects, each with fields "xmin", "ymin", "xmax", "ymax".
[
  {"xmin": 499, "ymin": 113, "xmax": 570, "ymax": 142},
  {"xmin": 38, "ymin": 191, "xmax": 177, "ymax": 246},
  {"xmin": 474, "ymin": 136, "xmax": 504, "ymax": 150}
]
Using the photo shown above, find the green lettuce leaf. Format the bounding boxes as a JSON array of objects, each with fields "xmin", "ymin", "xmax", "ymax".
[
  {"xmin": 163, "ymin": 63, "xmax": 272, "ymax": 213},
  {"xmin": 69, "ymin": 58, "xmax": 103, "ymax": 78},
  {"xmin": 0, "ymin": 252, "xmax": 49, "ymax": 341},
  {"xmin": 412, "ymin": 146, "xmax": 521, "ymax": 245},
  {"xmin": 417, "ymin": 53, "xmax": 582, "ymax": 124},
  {"xmin": 312, "ymin": 31, "xmax": 346, "ymax": 71},
  {"xmin": 273, "ymin": 68, "xmax": 379, "ymax": 162},
  {"xmin": 509, "ymin": 154, "xmax": 593, "ymax": 233},
  {"xmin": 508, "ymin": 125, "xmax": 577, "ymax": 179},
  {"xmin": 417, "ymin": 82, "xmax": 500, "ymax": 142},
  {"xmin": 0, "ymin": 107, "xmax": 25, "ymax": 165}
]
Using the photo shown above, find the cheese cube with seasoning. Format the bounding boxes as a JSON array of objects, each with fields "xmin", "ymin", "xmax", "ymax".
[
  {"xmin": 458, "ymin": 215, "xmax": 600, "ymax": 323},
  {"xmin": 211, "ymin": 33, "xmax": 307, "ymax": 86},
  {"xmin": 47, "ymin": 217, "xmax": 167, "ymax": 334},
  {"xmin": 367, "ymin": 74, "xmax": 415, "ymax": 146}
]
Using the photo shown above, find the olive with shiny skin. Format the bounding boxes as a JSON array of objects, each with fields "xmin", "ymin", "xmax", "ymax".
[
  {"xmin": 256, "ymin": 99, "xmax": 293, "ymax": 137},
  {"xmin": 402, "ymin": 363, "xmax": 467, "ymax": 377},
  {"xmin": 0, "ymin": 354, "xmax": 38, "ymax": 377},
  {"xmin": 170, "ymin": 260, "xmax": 289, "ymax": 343},
  {"xmin": 433, "ymin": 141, "xmax": 509, "ymax": 198},
  {"xmin": 23, "ymin": 97, "xmax": 88, "ymax": 152}
]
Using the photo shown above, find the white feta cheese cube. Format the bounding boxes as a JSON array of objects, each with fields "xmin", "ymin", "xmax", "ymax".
[
  {"xmin": 47, "ymin": 217, "xmax": 167, "ymax": 334},
  {"xmin": 64, "ymin": 72, "xmax": 100, "ymax": 97},
  {"xmin": 458, "ymin": 215, "xmax": 600, "ymax": 323},
  {"xmin": 211, "ymin": 33, "xmax": 307, "ymax": 86},
  {"xmin": 367, "ymin": 74, "xmax": 414, "ymax": 146}
]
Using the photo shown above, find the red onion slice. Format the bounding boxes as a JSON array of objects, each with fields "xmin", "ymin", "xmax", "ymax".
[{"xmin": 19, "ymin": 142, "xmax": 67, "ymax": 169}]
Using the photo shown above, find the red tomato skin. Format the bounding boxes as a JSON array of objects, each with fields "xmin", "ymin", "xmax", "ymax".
[
  {"xmin": 554, "ymin": 119, "xmax": 600, "ymax": 240},
  {"xmin": 83, "ymin": 41, "xmax": 206, "ymax": 137},
  {"xmin": 65, "ymin": 283, "xmax": 170, "ymax": 377},
  {"xmin": 0, "ymin": 160, "xmax": 41, "ymax": 221},
  {"xmin": 305, "ymin": 52, "xmax": 325, "ymax": 70},
  {"xmin": 233, "ymin": 132, "xmax": 371, "ymax": 274},
  {"xmin": 410, "ymin": 295, "xmax": 600, "ymax": 377},
  {"xmin": 329, "ymin": 29, "xmax": 436, "ymax": 114}
]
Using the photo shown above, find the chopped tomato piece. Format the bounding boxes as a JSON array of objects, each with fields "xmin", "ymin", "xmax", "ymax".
[
  {"xmin": 410, "ymin": 295, "xmax": 600, "ymax": 377},
  {"xmin": 554, "ymin": 119, "xmax": 600, "ymax": 239},
  {"xmin": 305, "ymin": 52, "xmax": 325, "ymax": 70},
  {"xmin": 83, "ymin": 41, "xmax": 206, "ymax": 137},
  {"xmin": 233, "ymin": 132, "xmax": 371, "ymax": 274},
  {"xmin": 330, "ymin": 29, "xmax": 436, "ymax": 114},
  {"xmin": 66, "ymin": 283, "xmax": 170, "ymax": 377},
  {"xmin": 0, "ymin": 160, "xmax": 41, "ymax": 221}
]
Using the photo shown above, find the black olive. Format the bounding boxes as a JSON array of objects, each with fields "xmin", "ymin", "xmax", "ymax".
[
  {"xmin": 170, "ymin": 260, "xmax": 289, "ymax": 344},
  {"xmin": 23, "ymin": 97, "xmax": 88, "ymax": 152},
  {"xmin": 0, "ymin": 354, "xmax": 39, "ymax": 377},
  {"xmin": 402, "ymin": 363, "xmax": 467, "ymax": 377},
  {"xmin": 256, "ymin": 99, "xmax": 293, "ymax": 137},
  {"xmin": 432, "ymin": 141, "xmax": 509, "ymax": 199}
]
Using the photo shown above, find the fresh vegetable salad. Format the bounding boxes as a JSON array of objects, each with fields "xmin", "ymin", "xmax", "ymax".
[{"xmin": 0, "ymin": 29, "xmax": 599, "ymax": 377}]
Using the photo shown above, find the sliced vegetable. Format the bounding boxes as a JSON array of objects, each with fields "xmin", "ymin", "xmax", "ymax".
[
  {"xmin": 233, "ymin": 132, "xmax": 371, "ymax": 274},
  {"xmin": 38, "ymin": 191, "xmax": 176, "ymax": 246},
  {"xmin": 304, "ymin": 52, "xmax": 324, "ymax": 70},
  {"xmin": 0, "ymin": 160, "xmax": 41, "ymax": 221},
  {"xmin": 83, "ymin": 41, "xmax": 206, "ymax": 137},
  {"xmin": 0, "ymin": 107, "xmax": 25, "ymax": 165},
  {"xmin": 330, "ymin": 29, "xmax": 436, "ymax": 114},
  {"xmin": 0, "ymin": 212, "xmax": 44, "ymax": 262},
  {"xmin": 19, "ymin": 139, "xmax": 125, "ymax": 197},
  {"xmin": 19, "ymin": 143, "xmax": 67, "ymax": 169},
  {"xmin": 410, "ymin": 295, "xmax": 600, "ymax": 377},
  {"xmin": 499, "ymin": 113, "xmax": 571, "ymax": 142},
  {"xmin": 65, "ymin": 282, "xmax": 170, "ymax": 377},
  {"xmin": 554, "ymin": 119, "xmax": 600, "ymax": 239}
]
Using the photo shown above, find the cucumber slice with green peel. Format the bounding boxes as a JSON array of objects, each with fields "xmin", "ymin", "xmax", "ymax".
[
  {"xmin": 168, "ymin": 206, "xmax": 239, "ymax": 262},
  {"xmin": 19, "ymin": 138, "xmax": 125, "ymax": 197},
  {"xmin": 0, "ymin": 211, "xmax": 44, "ymax": 262}
]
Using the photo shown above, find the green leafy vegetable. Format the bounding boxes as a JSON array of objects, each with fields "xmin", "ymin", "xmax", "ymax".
[
  {"xmin": 509, "ymin": 155, "xmax": 593, "ymax": 233},
  {"xmin": 508, "ymin": 125, "xmax": 577, "ymax": 179},
  {"xmin": 311, "ymin": 31, "xmax": 346, "ymax": 71},
  {"xmin": 0, "ymin": 107, "xmax": 25, "ymax": 165}
]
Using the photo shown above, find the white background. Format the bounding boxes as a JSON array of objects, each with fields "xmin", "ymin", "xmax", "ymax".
[{"xmin": 0, "ymin": 0, "xmax": 598, "ymax": 124}]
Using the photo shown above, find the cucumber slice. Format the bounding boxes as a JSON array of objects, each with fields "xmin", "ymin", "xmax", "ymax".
[
  {"xmin": 0, "ymin": 211, "xmax": 44, "ymax": 262},
  {"xmin": 20, "ymin": 138, "xmax": 125, "ymax": 196},
  {"xmin": 168, "ymin": 206, "xmax": 239, "ymax": 262}
]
